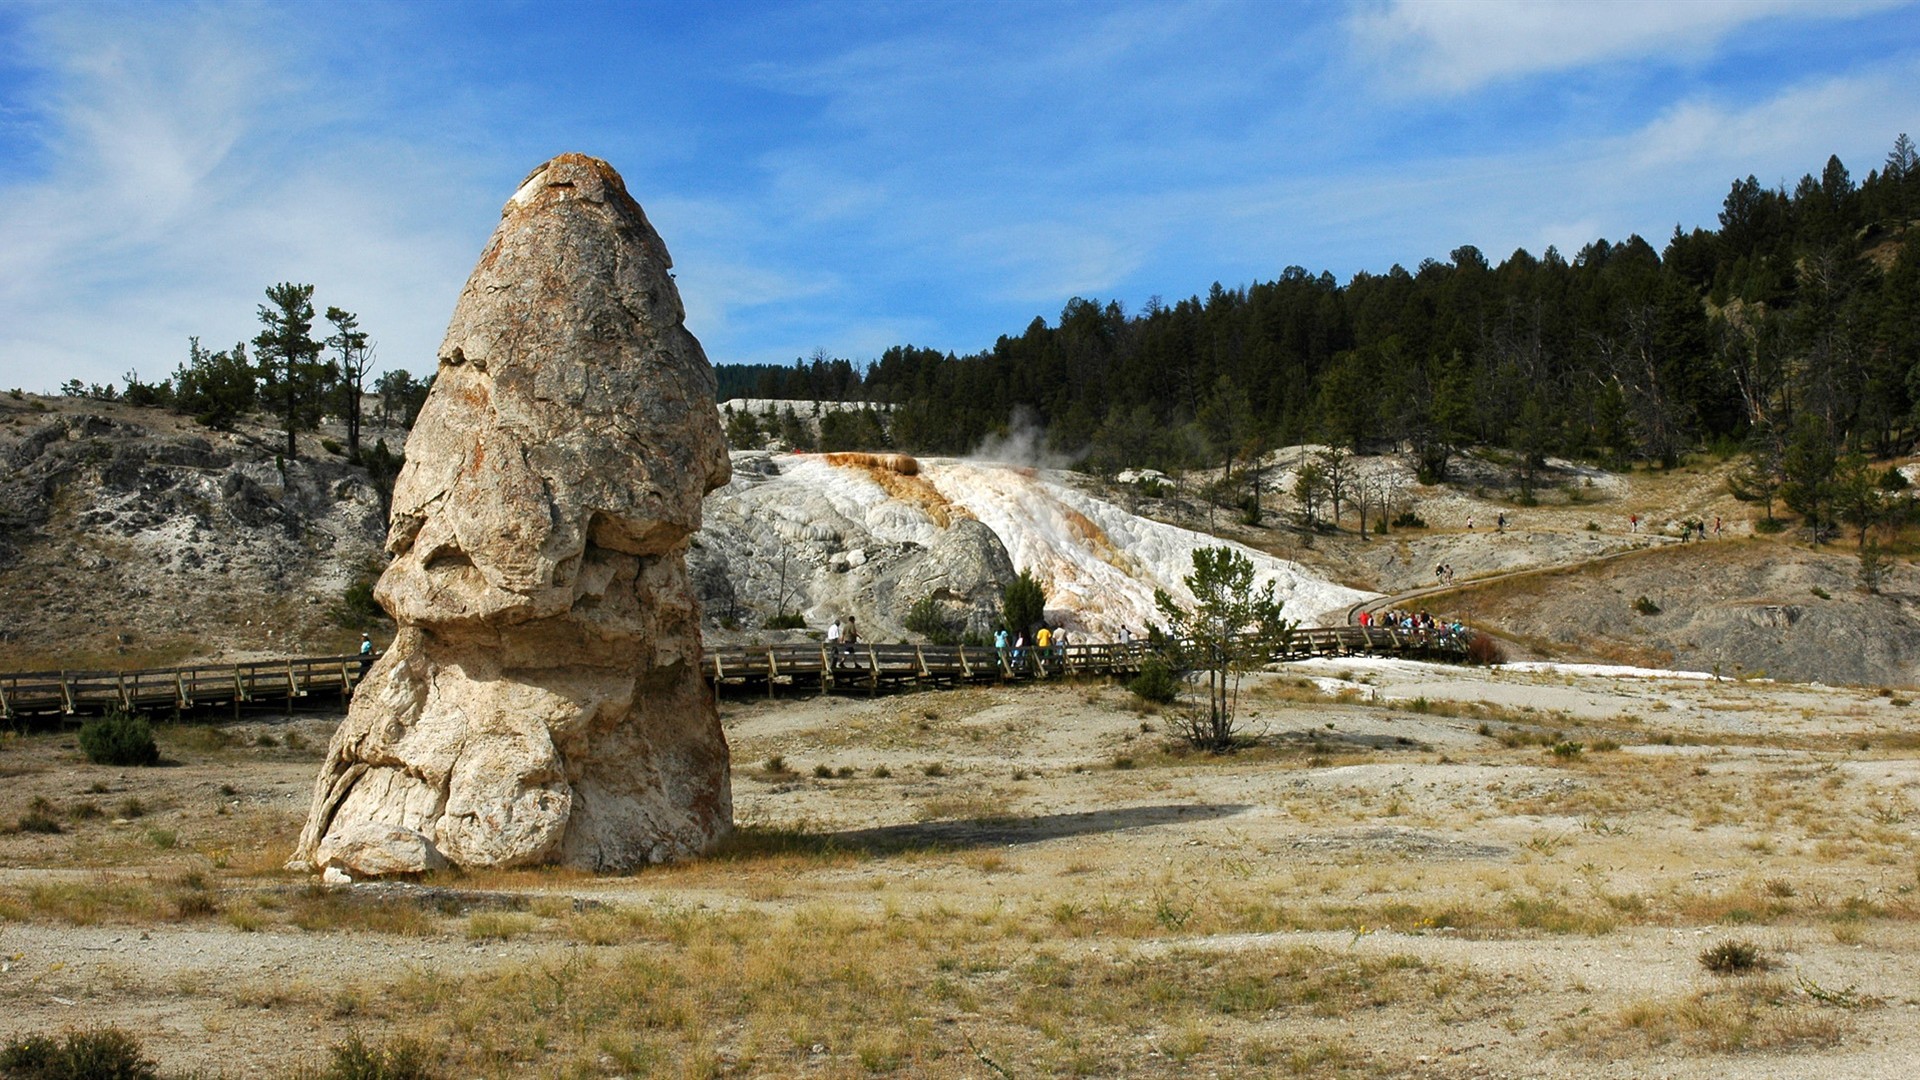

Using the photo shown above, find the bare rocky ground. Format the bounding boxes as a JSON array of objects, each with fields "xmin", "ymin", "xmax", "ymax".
[{"xmin": 3, "ymin": 664, "xmax": 1916, "ymax": 1078}]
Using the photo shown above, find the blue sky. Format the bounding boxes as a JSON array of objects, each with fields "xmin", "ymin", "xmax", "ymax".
[{"xmin": 1, "ymin": 0, "xmax": 1917, "ymax": 393}]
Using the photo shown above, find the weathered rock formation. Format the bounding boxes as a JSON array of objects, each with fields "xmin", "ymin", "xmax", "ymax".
[{"xmin": 291, "ymin": 153, "xmax": 732, "ymax": 875}]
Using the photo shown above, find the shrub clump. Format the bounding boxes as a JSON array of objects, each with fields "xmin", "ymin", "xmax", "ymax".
[
  {"xmin": 763, "ymin": 611, "xmax": 806, "ymax": 630},
  {"xmin": 1464, "ymin": 632, "xmax": 1507, "ymax": 666},
  {"xmin": 77, "ymin": 709, "xmax": 159, "ymax": 767},
  {"xmin": 1127, "ymin": 657, "xmax": 1180, "ymax": 704},
  {"xmin": 1, "ymin": 1027, "xmax": 159, "ymax": 1080},
  {"xmin": 311, "ymin": 1034, "xmax": 441, "ymax": 1080},
  {"xmin": 903, "ymin": 594, "xmax": 960, "ymax": 645},
  {"xmin": 1699, "ymin": 938, "xmax": 1768, "ymax": 975},
  {"xmin": 1631, "ymin": 595, "xmax": 1661, "ymax": 616}
]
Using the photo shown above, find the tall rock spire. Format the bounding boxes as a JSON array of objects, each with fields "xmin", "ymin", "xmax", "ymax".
[{"xmin": 291, "ymin": 154, "xmax": 732, "ymax": 875}]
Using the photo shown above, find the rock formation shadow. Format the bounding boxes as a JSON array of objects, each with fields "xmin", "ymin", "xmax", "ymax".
[{"xmin": 736, "ymin": 803, "xmax": 1252, "ymax": 856}]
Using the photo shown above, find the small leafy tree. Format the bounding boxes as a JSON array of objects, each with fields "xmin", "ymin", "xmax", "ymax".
[
  {"xmin": 1154, "ymin": 546, "xmax": 1292, "ymax": 751},
  {"xmin": 1858, "ymin": 541, "xmax": 1888, "ymax": 594},
  {"xmin": 1001, "ymin": 569, "xmax": 1047, "ymax": 638}
]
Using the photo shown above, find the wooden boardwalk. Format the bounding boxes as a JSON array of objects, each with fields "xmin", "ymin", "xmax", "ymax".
[{"xmin": 1, "ymin": 626, "xmax": 1469, "ymax": 721}]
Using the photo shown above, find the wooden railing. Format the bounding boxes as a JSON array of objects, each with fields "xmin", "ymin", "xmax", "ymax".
[{"xmin": 0, "ymin": 626, "xmax": 1470, "ymax": 719}]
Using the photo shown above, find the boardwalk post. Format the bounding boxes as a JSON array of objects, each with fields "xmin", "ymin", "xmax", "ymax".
[
  {"xmin": 866, "ymin": 644, "xmax": 879, "ymax": 696},
  {"xmin": 766, "ymin": 646, "xmax": 778, "ymax": 699},
  {"xmin": 60, "ymin": 673, "xmax": 74, "ymax": 715},
  {"xmin": 819, "ymin": 645, "xmax": 834, "ymax": 693}
]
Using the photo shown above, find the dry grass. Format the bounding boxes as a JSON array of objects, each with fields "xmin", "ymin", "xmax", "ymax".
[
  {"xmin": 1556, "ymin": 977, "xmax": 1853, "ymax": 1055},
  {"xmin": 333, "ymin": 904, "xmax": 1502, "ymax": 1078}
]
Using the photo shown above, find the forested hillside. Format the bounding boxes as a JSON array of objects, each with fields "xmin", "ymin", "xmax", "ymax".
[{"xmin": 726, "ymin": 137, "xmax": 1920, "ymax": 488}]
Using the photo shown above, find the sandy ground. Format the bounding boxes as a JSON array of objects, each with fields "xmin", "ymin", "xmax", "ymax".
[{"xmin": 2, "ymin": 662, "xmax": 1917, "ymax": 1078}]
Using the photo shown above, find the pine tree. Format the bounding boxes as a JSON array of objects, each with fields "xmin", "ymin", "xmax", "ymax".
[{"xmin": 254, "ymin": 283, "xmax": 328, "ymax": 459}]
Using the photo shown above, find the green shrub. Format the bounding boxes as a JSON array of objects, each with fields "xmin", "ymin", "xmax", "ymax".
[
  {"xmin": 1631, "ymin": 595, "xmax": 1660, "ymax": 616},
  {"xmin": 903, "ymin": 594, "xmax": 960, "ymax": 645},
  {"xmin": 1810, "ymin": 585, "xmax": 1831, "ymax": 600},
  {"xmin": 77, "ymin": 709, "xmax": 159, "ymax": 767},
  {"xmin": 1391, "ymin": 510, "xmax": 1426, "ymax": 529},
  {"xmin": 1550, "ymin": 741, "xmax": 1584, "ymax": 759},
  {"xmin": 329, "ymin": 568, "xmax": 385, "ymax": 630},
  {"xmin": 1753, "ymin": 517, "xmax": 1786, "ymax": 534},
  {"xmin": 312, "ymin": 1033, "xmax": 440, "ymax": 1080},
  {"xmin": 763, "ymin": 611, "xmax": 806, "ymax": 630},
  {"xmin": 1, "ymin": 1027, "xmax": 159, "ymax": 1080},
  {"xmin": 1127, "ymin": 657, "xmax": 1179, "ymax": 704},
  {"xmin": 321, "ymin": 438, "xmax": 345, "ymax": 456}
]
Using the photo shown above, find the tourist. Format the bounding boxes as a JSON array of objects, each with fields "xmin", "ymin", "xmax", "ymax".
[
  {"xmin": 358, "ymin": 633, "xmax": 374, "ymax": 677},
  {"xmin": 826, "ymin": 618, "xmax": 842, "ymax": 665}
]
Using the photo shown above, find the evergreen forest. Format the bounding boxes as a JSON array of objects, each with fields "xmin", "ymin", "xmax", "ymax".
[{"xmin": 721, "ymin": 137, "xmax": 1920, "ymax": 499}]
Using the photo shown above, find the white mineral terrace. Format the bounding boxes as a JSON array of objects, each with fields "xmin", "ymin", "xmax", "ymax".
[{"xmin": 775, "ymin": 453, "xmax": 1378, "ymax": 636}]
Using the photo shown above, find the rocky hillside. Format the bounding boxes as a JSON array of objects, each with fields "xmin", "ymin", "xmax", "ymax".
[
  {"xmin": 0, "ymin": 394, "xmax": 392, "ymax": 668},
  {"xmin": 1446, "ymin": 540, "xmax": 1920, "ymax": 685}
]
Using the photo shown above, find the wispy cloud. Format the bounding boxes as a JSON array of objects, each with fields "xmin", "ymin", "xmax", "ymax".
[
  {"xmin": 0, "ymin": 5, "xmax": 487, "ymax": 389},
  {"xmin": 1347, "ymin": 0, "xmax": 1906, "ymax": 94}
]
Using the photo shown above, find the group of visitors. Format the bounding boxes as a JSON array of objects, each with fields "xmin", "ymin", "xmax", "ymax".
[
  {"xmin": 1433, "ymin": 563, "xmax": 1457, "ymax": 585},
  {"xmin": 993, "ymin": 623, "xmax": 1072, "ymax": 672},
  {"xmin": 1359, "ymin": 608, "xmax": 1464, "ymax": 638}
]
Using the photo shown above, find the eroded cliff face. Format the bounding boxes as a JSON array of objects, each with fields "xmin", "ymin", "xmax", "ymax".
[{"xmin": 292, "ymin": 154, "xmax": 732, "ymax": 876}]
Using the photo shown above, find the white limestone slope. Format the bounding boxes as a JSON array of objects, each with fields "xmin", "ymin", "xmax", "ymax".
[{"xmin": 770, "ymin": 454, "xmax": 1375, "ymax": 635}]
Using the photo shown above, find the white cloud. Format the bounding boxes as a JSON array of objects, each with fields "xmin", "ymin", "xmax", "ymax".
[
  {"xmin": 1349, "ymin": 0, "xmax": 1906, "ymax": 93},
  {"xmin": 0, "ymin": 6, "xmax": 487, "ymax": 392}
]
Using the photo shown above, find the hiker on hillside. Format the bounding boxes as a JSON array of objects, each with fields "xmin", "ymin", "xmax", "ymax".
[{"xmin": 358, "ymin": 633, "xmax": 374, "ymax": 677}]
